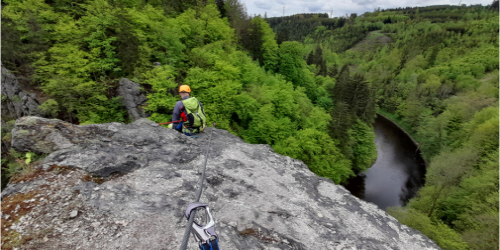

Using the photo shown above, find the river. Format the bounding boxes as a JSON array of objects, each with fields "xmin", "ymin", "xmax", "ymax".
[{"xmin": 343, "ymin": 115, "xmax": 427, "ymax": 210}]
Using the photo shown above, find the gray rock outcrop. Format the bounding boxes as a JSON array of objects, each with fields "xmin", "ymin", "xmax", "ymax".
[
  {"xmin": 1, "ymin": 64, "xmax": 41, "ymax": 119},
  {"xmin": 117, "ymin": 78, "xmax": 147, "ymax": 121},
  {"xmin": 4, "ymin": 116, "xmax": 441, "ymax": 250}
]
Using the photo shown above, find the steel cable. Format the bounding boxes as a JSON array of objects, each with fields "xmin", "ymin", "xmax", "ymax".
[{"xmin": 179, "ymin": 125, "xmax": 215, "ymax": 250}]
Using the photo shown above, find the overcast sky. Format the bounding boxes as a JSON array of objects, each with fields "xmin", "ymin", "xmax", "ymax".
[{"xmin": 240, "ymin": 0, "xmax": 493, "ymax": 18}]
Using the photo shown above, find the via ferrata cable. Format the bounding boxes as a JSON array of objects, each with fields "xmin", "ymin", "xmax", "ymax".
[{"xmin": 179, "ymin": 123, "xmax": 216, "ymax": 250}]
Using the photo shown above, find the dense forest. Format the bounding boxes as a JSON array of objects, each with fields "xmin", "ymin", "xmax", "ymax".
[
  {"xmin": 1, "ymin": 0, "xmax": 498, "ymax": 249},
  {"xmin": 279, "ymin": 3, "xmax": 498, "ymax": 250},
  {"xmin": 1, "ymin": 0, "xmax": 376, "ymax": 190}
]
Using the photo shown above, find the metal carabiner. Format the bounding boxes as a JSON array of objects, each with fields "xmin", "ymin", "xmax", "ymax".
[{"xmin": 184, "ymin": 202, "xmax": 218, "ymax": 246}]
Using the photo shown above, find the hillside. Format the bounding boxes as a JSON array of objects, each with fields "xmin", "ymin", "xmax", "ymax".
[
  {"xmin": 1, "ymin": 1, "xmax": 498, "ymax": 249},
  {"xmin": 1, "ymin": 0, "xmax": 379, "ymax": 191},
  {"xmin": 274, "ymin": 3, "xmax": 499, "ymax": 250}
]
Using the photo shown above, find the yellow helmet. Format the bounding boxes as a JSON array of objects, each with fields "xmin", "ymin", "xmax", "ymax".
[{"xmin": 179, "ymin": 85, "xmax": 191, "ymax": 93}]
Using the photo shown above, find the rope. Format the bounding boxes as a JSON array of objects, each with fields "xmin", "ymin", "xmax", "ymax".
[
  {"xmin": 158, "ymin": 120, "xmax": 182, "ymax": 125},
  {"xmin": 179, "ymin": 124, "xmax": 216, "ymax": 250}
]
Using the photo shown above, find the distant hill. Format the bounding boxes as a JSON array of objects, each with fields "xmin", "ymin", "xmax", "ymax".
[
  {"xmin": 285, "ymin": 2, "xmax": 499, "ymax": 250},
  {"xmin": 265, "ymin": 3, "xmax": 498, "ymax": 46}
]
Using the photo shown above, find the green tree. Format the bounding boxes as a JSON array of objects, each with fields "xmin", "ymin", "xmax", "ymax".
[
  {"xmin": 349, "ymin": 120, "xmax": 377, "ymax": 172},
  {"xmin": 33, "ymin": 0, "xmax": 127, "ymax": 123},
  {"xmin": 278, "ymin": 41, "xmax": 318, "ymax": 101},
  {"xmin": 277, "ymin": 41, "xmax": 306, "ymax": 85},
  {"xmin": 274, "ymin": 129, "xmax": 354, "ymax": 184},
  {"xmin": 330, "ymin": 65, "xmax": 350, "ymax": 102},
  {"xmin": 328, "ymin": 101, "xmax": 354, "ymax": 157},
  {"xmin": 215, "ymin": 0, "xmax": 226, "ymax": 18},
  {"xmin": 241, "ymin": 16, "xmax": 278, "ymax": 72},
  {"xmin": 175, "ymin": 4, "xmax": 233, "ymax": 49},
  {"xmin": 461, "ymin": 213, "xmax": 499, "ymax": 250},
  {"xmin": 328, "ymin": 64, "xmax": 339, "ymax": 78},
  {"xmin": 491, "ymin": 0, "xmax": 499, "ymax": 11},
  {"xmin": 387, "ymin": 207, "xmax": 469, "ymax": 250},
  {"xmin": 143, "ymin": 65, "xmax": 178, "ymax": 123}
]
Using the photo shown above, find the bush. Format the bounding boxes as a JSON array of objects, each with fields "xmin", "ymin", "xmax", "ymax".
[
  {"xmin": 273, "ymin": 129, "xmax": 354, "ymax": 184},
  {"xmin": 387, "ymin": 207, "xmax": 469, "ymax": 250},
  {"xmin": 2, "ymin": 149, "xmax": 46, "ymax": 181},
  {"xmin": 38, "ymin": 99, "xmax": 60, "ymax": 118}
]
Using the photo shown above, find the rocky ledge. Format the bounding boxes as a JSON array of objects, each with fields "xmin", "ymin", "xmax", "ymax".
[
  {"xmin": 2, "ymin": 116, "xmax": 440, "ymax": 250},
  {"xmin": 1, "ymin": 64, "xmax": 41, "ymax": 119},
  {"xmin": 117, "ymin": 78, "xmax": 147, "ymax": 121}
]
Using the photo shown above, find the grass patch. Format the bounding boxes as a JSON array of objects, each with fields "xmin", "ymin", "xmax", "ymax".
[
  {"xmin": 350, "ymin": 30, "xmax": 389, "ymax": 53},
  {"xmin": 10, "ymin": 162, "xmax": 46, "ymax": 184},
  {"xmin": 1, "ymin": 119, "xmax": 16, "ymax": 191},
  {"xmin": 366, "ymin": 30, "xmax": 384, "ymax": 40},
  {"xmin": 2, "ymin": 149, "xmax": 48, "ymax": 187}
]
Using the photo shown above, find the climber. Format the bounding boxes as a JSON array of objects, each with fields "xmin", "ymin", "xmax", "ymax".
[{"xmin": 169, "ymin": 85, "xmax": 207, "ymax": 136}]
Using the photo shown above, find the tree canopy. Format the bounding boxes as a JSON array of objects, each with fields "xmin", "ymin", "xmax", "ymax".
[
  {"xmin": 286, "ymin": 4, "xmax": 499, "ymax": 250},
  {"xmin": 1, "ymin": 0, "xmax": 376, "ymax": 189}
]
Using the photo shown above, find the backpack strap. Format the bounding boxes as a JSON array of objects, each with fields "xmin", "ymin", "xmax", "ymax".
[{"xmin": 195, "ymin": 98, "xmax": 206, "ymax": 131}]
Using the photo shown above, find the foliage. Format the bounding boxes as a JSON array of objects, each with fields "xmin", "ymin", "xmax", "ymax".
[
  {"xmin": 2, "ymin": 149, "xmax": 45, "ymax": 180},
  {"xmin": 266, "ymin": 13, "xmax": 357, "ymax": 44},
  {"xmin": 282, "ymin": 1, "xmax": 500, "ymax": 249},
  {"xmin": 492, "ymin": 0, "xmax": 499, "ymax": 10},
  {"xmin": 25, "ymin": 152, "xmax": 34, "ymax": 164},
  {"xmin": 349, "ymin": 120, "xmax": 377, "ymax": 172},
  {"xmin": 143, "ymin": 65, "xmax": 178, "ymax": 123},
  {"xmin": 273, "ymin": 129, "xmax": 354, "ymax": 184},
  {"xmin": 292, "ymin": 4, "xmax": 499, "ymax": 249},
  {"xmin": 38, "ymin": 99, "xmax": 60, "ymax": 117},
  {"xmin": 1, "ymin": 120, "xmax": 45, "ymax": 190},
  {"xmin": 326, "ymin": 67, "xmax": 377, "ymax": 169},
  {"xmin": 3, "ymin": 3, "xmax": 497, "ymax": 249},
  {"xmin": 1, "ymin": 120, "xmax": 15, "ymax": 191},
  {"xmin": 1, "ymin": 0, "xmax": 376, "ymax": 185},
  {"xmin": 387, "ymin": 207, "xmax": 469, "ymax": 250},
  {"xmin": 239, "ymin": 16, "xmax": 279, "ymax": 72},
  {"xmin": 127, "ymin": 4, "xmax": 360, "ymax": 184},
  {"xmin": 277, "ymin": 41, "xmax": 318, "ymax": 101}
]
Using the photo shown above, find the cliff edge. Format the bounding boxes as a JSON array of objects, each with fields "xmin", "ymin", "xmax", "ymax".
[{"xmin": 2, "ymin": 116, "xmax": 440, "ymax": 250}]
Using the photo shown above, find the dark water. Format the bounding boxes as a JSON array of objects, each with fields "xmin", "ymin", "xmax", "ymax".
[{"xmin": 343, "ymin": 115, "xmax": 427, "ymax": 210}]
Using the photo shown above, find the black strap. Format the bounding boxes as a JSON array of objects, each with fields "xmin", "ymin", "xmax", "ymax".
[
  {"xmin": 196, "ymin": 113, "xmax": 204, "ymax": 128},
  {"xmin": 196, "ymin": 98, "xmax": 206, "ymax": 117},
  {"xmin": 200, "ymin": 239, "xmax": 219, "ymax": 250}
]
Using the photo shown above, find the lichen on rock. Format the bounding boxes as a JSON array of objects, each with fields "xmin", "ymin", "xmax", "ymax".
[{"xmin": 2, "ymin": 116, "xmax": 441, "ymax": 249}]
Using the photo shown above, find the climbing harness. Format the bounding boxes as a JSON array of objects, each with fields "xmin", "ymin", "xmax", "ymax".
[{"xmin": 179, "ymin": 123, "xmax": 219, "ymax": 250}]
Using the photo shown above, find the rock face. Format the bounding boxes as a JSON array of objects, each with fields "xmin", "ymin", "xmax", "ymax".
[
  {"xmin": 117, "ymin": 78, "xmax": 147, "ymax": 121},
  {"xmin": 3, "ymin": 116, "xmax": 441, "ymax": 250},
  {"xmin": 1, "ymin": 64, "xmax": 41, "ymax": 119}
]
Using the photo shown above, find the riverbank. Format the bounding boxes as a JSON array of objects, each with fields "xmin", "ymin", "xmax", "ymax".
[
  {"xmin": 376, "ymin": 112, "xmax": 428, "ymax": 167},
  {"xmin": 343, "ymin": 115, "xmax": 427, "ymax": 209}
]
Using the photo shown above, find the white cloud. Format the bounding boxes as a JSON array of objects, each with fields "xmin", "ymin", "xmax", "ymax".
[
  {"xmin": 241, "ymin": 0, "xmax": 493, "ymax": 18},
  {"xmin": 352, "ymin": 0, "xmax": 377, "ymax": 6},
  {"xmin": 308, "ymin": 2, "xmax": 325, "ymax": 12},
  {"xmin": 254, "ymin": 0, "xmax": 274, "ymax": 10}
]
